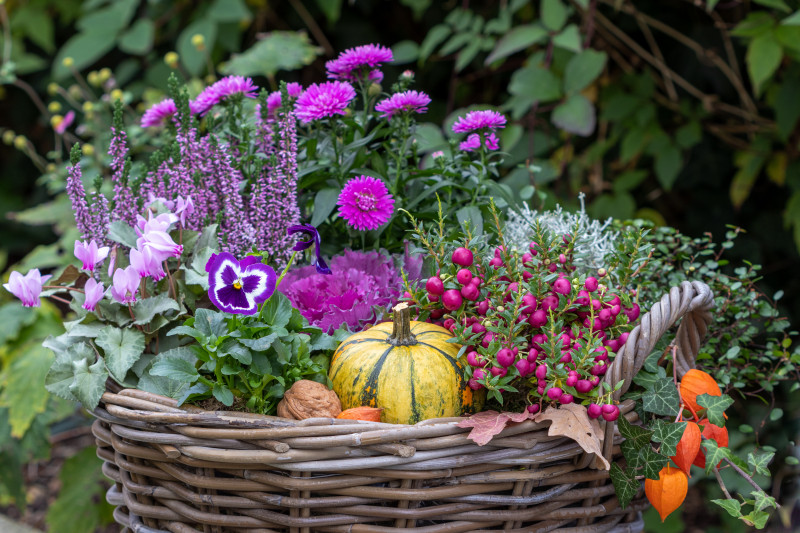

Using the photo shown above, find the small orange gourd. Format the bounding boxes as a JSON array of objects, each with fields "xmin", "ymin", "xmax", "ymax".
[
  {"xmin": 337, "ymin": 406, "xmax": 383, "ymax": 422},
  {"xmin": 679, "ymin": 369, "xmax": 721, "ymax": 414},
  {"xmin": 670, "ymin": 421, "xmax": 701, "ymax": 476},
  {"xmin": 645, "ymin": 465, "xmax": 688, "ymax": 522}
]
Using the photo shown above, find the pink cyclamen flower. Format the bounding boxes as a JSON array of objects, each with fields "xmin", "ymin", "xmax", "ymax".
[
  {"xmin": 141, "ymin": 98, "xmax": 177, "ymax": 127},
  {"xmin": 110, "ymin": 265, "xmax": 140, "ymax": 304},
  {"xmin": 3, "ymin": 269, "xmax": 51, "ymax": 307},
  {"xmin": 326, "ymin": 44, "xmax": 393, "ymax": 81},
  {"xmin": 135, "ymin": 211, "xmax": 178, "ymax": 237},
  {"xmin": 191, "ymin": 75, "xmax": 258, "ymax": 116},
  {"xmin": 82, "ymin": 278, "xmax": 104, "ymax": 311},
  {"xmin": 337, "ymin": 175, "xmax": 394, "ymax": 231},
  {"xmin": 460, "ymin": 132, "xmax": 500, "ymax": 152},
  {"xmin": 374, "ymin": 90, "xmax": 431, "ymax": 119},
  {"xmin": 129, "ymin": 246, "xmax": 166, "ymax": 281},
  {"xmin": 54, "ymin": 111, "xmax": 75, "ymax": 135},
  {"xmin": 74, "ymin": 239, "xmax": 110, "ymax": 272},
  {"xmin": 294, "ymin": 81, "xmax": 356, "ymax": 124},
  {"xmin": 136, "ymin": 228, "xmax": 183, "ymax": 263},
  {"xmin": 174, "ymin": 195, "xmax": 194, "ymax": 227},
  {"xmin": 452, "ymin": 110, "xmax": 507, "ymax": 133},
  {"xmin": 146, "ymin": 193, "xmax": 175, "ymax": 211}
]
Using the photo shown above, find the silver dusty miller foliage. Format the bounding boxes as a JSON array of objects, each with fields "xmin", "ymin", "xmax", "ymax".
[{"xmin": 505, "ymin": 193, "xmax": 619, "ymax": 273}]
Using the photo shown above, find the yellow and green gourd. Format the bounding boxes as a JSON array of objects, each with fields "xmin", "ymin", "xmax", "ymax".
[{"xmin": 328, "ymin": 304, "xmax": 483, "ymax": 424}]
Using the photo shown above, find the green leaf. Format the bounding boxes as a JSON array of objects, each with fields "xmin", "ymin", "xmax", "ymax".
[
  {"xmin": 508, "ymin": 64, "xmax": 562, "ymax": 102},
  {"xmin": 107, "ymin": 220, "xmax": 139, "ymax": 248},
  {"xmin": 44, "ymin": 342, "xmax": 94, "ymax": 402},
  {"xmin": 753, "ymin": 0, "xmax": 791, "ymax": 13},
  {"xmin": 541, "ymin": 0, "xmax": 569, "ymax": 32},
  {"xmin": 711, "ymin": 498, "xmax": 742, "ymax": 518},
  {"xmin": 136, "ymin": 350, "xmax": 194, "ymax": 400},
  {"xmin": 212, "ymin": 384, "xmax": 234, "ymax": 406},
  {"xmin": 617, "ymin": 414, "xmax": 653, "ymax": 449},
  {"xmin": 654, "ymin": 144, "xmax": 682, "ymax": 190},
  {"xmin": 775, "ymin": 76, "xmax": 800, "ymax": 140},
  {"xmin": 697, "ymin": 393, "xmax": 734, "ymax": 426},
  {"xmin": 0, "ymin": 303, "xmax": 36, "ymax": 345},
  {"xmin": 261, "ymin": 292, "xmax": 293, "ymax": 329},
  {"xmin": 609, "ymin": 462, "xmax": 640, "ymax": 508},
  {"xmin": 701, "ymin": 439, "xmax": 730, "ymax": 474},
  {"xmin": 732, "ymin": 12, "xmax": 776, "ymax": 38},
  {"xmin": 748, "ymin": 451, "xmax": 774, "ymax": 476},
  {"xmin": 311, "ymin": 188, "xmax": 341, "ymax": 227},
  {"xmin": 563, "ymin": 49, "xmax": 607, "ymax": 93},
  {"xmin": 782, "ymin": 10, "xmax": 800, "ymax": 25},
  {"xmin": 0, "ymin": 343, "xmax": 53, "ymax": 438},
  {"xmin": 455, "ymin": 39, "xmax": 482, "ymax": 72},
  {"xmin": 730, "ymin": 150, "xmax": 766, "ymax": 208},
  {"xmin": 419, "ymin": 24, "xmax": 450, "ymax": 62},
  {"xmin": 0, "ymin": 449, "xmax": 25, "ymax": 508},
  {"xmin": 223, "ymin": 31, "xmax": 321, "ymax": 77},
  {"xmin": 643, "ymin": 376, "xmax": 681, "ymax": 416},
  {"xmin": 150, "ymin": 357, "xmax": 201, "ymax": 383},
  {"xmin": 95, "ymin": 326, "xmax": 145, "ymax": 383},
  {"xmin": 238, "ymin": 332, "xmax": 279, "ymax": 352},
  {"xmin": 193, "ymin": 308, "xmax": 229, "ymax": 337},
  {"xmin": 219, "ymin": 338, "xmax": 252, "ymax": 364},
  {"xmin": 69, "ymin": 358, "xmax": 108, "ymax": 410},
  {"xmin": 551, "ymin": 93, "xmax": 595, "ymax": 136},
  {"xmin": 484, "ymin": 24, "xmax": 548, "ymax": 64},
  {"xmin": 650, "ymin": 420, "xmax": 686, "ymax": 457},
  {"xmin": 769, "ymin": 407, "xmax": 783, "ymax": 421},
  {"xmin": 45, "ymin": 446, "xmax": 113, "ymax": 533},
  {"xmin": 76, "ymin": 0, "xmax": 138, "ymax": 33},
  {"xmin": 13, "ymin": 5, "xmax": 56, "ymax": 53},
  {"xmin": 52, "ymin": 30, "xmax": 118, "ymax": 80},
  {"xmin": 552, "ymin": 24, "xmax": 582, "ymax": 53},
  {"xmin": 118, "ymin": 19, "xmax": 154, "ymax": 55},
  {"xmin": 741, "ymin": 509, "xmax": 770, "ymax": 529},
  {"xmin": 456, "ymin": 206, "xmax": 484, "ymax": 236},
  {"xmin": 746, "ymin": 33, "xmax": 783, "ymax": 96},
  {"xmin": 132, "ymin": 294, "xmax": 181, "ymax": 325},
  {"xmin": 392, "ymin": 40, "xmax": 419, "ymax": 64},
  {"xmin": 177, "ymin": 19, "xmax": 217, "ymax": 76},
  {"xmin": 208, "ymin": 0, "xmax": 252, "ymax": 22},
  {"xmin": 751, "ymin": 490, "xmax": 778, "ymax": 512}
]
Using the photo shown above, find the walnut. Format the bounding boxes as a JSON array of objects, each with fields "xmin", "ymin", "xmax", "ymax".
[{"xmin": 280, "ymin": 380, "xmax": 342, "ymax": 419}]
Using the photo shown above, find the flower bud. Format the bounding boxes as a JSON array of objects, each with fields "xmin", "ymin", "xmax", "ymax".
[
  {"xmin": 191, "ymin": 33, "xmax": 206, "ymax": 50},
  {"xmin": 82, "ymin": 144, "xmax": 95, "ymax": 157},
  {"xmin": 47, "ymin": 101, "xmax": 62, "ymax": 113},
  {"xmin": 13, "ymin": 135, "xmax": 27, "ymax": 150},
  {"xmin": 164, "ymin": 51, "xmax": 180, "ymax": 68},
  {"xmin": 62, "ymin": 56, "xmax": 74, "ymax": 68}
]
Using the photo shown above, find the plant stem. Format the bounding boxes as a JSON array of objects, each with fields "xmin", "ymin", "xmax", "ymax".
[{"xmin": 712, "ymin": 466, "xmax": 733, "ymax": 500}]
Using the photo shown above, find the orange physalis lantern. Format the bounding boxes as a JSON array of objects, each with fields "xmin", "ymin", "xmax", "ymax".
[
  {"xmin": 337, "ymin": 406, "xmax": 383, "ymax": 422},
  {"xmin": 671, "ymin": 421, "xmax": 701, "ymax": 476},
  {"xmin": 692, "ymin": 419, "xmax": 729, "ymax": 469},
  {"xmin": 645, "ymin": 465, "xmax": 688, "ymax": 522},
  {"xmin": 678, "ymin": 369, "xmax": 721, "ymax": 414}
]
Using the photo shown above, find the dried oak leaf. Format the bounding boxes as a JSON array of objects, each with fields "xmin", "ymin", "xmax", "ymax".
[
  {"xmin": 534, "ymin": 403, "xmax": 610, "ymax": 470},
  {"xmin": 283, "ymin": 379, "xmax": 342, "ymax": 419},
  {"xmin": 457, "ymin": 410, "xmax": 535, "ymax": 446}
]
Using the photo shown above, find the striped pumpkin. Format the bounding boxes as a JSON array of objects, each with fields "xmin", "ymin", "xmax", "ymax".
[{"xmin": 328, "ymin": 304, "xmax": 482, "ymax": 424}]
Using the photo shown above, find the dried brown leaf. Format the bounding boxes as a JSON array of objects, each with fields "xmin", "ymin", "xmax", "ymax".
[
  {"xmin": 534, "ymin": 403, "xmax": 610, "ymax": 470},
  {"xmin": 457, "ymin": 410, "xmax": 535, "ymax": 446}
]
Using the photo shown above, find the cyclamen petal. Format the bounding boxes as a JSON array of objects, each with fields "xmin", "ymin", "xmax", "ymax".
[
  {"xmin": 74, "ymin": 239, "xmax": 110, "ymax": 272},
  {"xmin": 3, "ymin": 269, "xmax": 51, "ymax": 307},
  {"xmin": 82, "ymin": 278, "xmax": 105, "ymax": 311},
  {"xmin": 110, "ymin": 266, "xmax": 140, "ymax": 304},
  {"xmin": 130, "ymin": 246, "xmax": 166, "ymax": 281},
  {"xmin": 206, "ymin": 252, "xmax": 276, "ymax": 315},
  {"xmin": 137, "ymin": 231, "xmax": 183, "ymax": 263}
]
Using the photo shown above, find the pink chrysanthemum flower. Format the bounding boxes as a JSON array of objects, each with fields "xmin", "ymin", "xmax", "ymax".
[
  {"xmin": 459, "ymin": 132, "xmax": 501, "ymax": 152},
  {"xmin": 141, "ymin": 98, "xmax": 177, "ymax": 127},
  {"xmin": 326, "ymin": 44, "xmax": 393, "ymax": 81},
  {"xmin": 191, "ymin": 75, "xmax": 258, "ymax": 116},
  {"xmin": 267, "ymin": 82, "xmax": 304, "ymax": 116},
  {"xmin": 294, "ymin": 81, "xmax": 356, "ymax": 124},
  {"xmin": 337, "ymin": 175, "xmax": 394, "ymax": 231},
  {"xmin": 452, "ymin": 110, "xmax": 507, "ymax": 133},
  {"xmin": 374, "ymin": 90, "xmax": 431, "ymax": 119}
]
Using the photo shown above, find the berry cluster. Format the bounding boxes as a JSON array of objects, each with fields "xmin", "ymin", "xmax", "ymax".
[{"xmin": 407, "ymin": 227, "xmax": 643, "ymax": 417}]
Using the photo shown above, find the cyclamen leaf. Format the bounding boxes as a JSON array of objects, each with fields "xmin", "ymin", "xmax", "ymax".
[
  {"xmin": 617, "ymin": 414, "xmax": 653, "ymax": 449},
  {"xmin": 69, "ymin": 358, "xmax": 108, "ymax": 410},
  {"xmin": 534, "ymin": 404, "xmax": 610, "ymax": 469},
  {"xmin": 95, "ymin": 326, "xmax": 145, "ymax": 382},
  {"xmin": 711, "ymin": 498, "xmax": 742, "ymax": 518},
  {"xmin": 106, "ymin": 220, "xmax": 139, "ymax": 248},
  {"xmin": 132, "ymin": 294, "xmax": 181, "ymax": 325},
  {"xmin": 650, "ymin": 420, "xmax": 687, "ymax": 457},
  {"xmin": 45, "ymin": 343, "xmax": 94, "ymax": 402},
  {"xmin": 150, "ymin": 357, "xmax": 200, "ymax": 383},
  {"xmin": 457, "ymin": 410, "xmax": 534, "ymax": 446},
  {"xmin": 697, "ymin": 393, "xmax": 734, "ymax": 427},
  {"xmin": 609, "ymin": 462, "xmax": 640, "ymax": 509},
  {"xmin": 747, "ymin": 451, "xmax": 775, "ymax": 477},
  {"xmin": 642, "ymin": 376, "xmax": 681, "ymax": 416}
]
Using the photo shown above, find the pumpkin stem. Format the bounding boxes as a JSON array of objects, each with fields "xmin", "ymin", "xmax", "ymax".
[{"xmin": 389, "ymin": 303, "xmax": 418, "ymax": 346}]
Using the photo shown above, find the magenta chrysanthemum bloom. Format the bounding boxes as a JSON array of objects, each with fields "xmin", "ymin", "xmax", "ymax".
[
  {"xmin": 266, "ymin": 82, "xmax": 304, "ymax": 116},
  {"xmin": 459, "ymin": 132, "xmax": 500, "ymax": 152},
  {"xmin": 452, "ymin": 110, "xmax": 507, "ymax": 133},
  {"xmin": 294, "ymin": 81, "xmax": 356, "ymax": 124},
  {"xmin": 374, "ymin": 90, "xmax": 431, "ymax": 119},
  {"xmin": 191, "ymin": 76, "xmax": 258, "ymax": 116},
  {"xmin": 141, "ymin": 98, "xmax": 177, "ymax": 127},
  {"xmin": 326, "ymin": 44, "xmax": 393, "ymax": 81},
  {"xmin": 337, "ymin": 175, "xmax": 394, "ymax": 231}
]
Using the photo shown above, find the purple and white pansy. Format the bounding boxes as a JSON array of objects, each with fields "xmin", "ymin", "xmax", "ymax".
[{"xmin": 206, "ymin": 252, "xmax": 276, "ymax": 315}]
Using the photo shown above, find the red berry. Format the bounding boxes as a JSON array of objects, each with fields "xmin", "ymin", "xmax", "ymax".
[
  {"xmin": 425, "ymin": 276, "xmax": 444, "ymax": 295},
  {"xmin": 601, "ymin": 404, "xmax": 620, "ymax": 421},
  {"xmin": 576, "ymin": 379, "xmax": 593, "ymax": 393},
  {"xmin": 443, "ymin": 318, "xmax": 455, "ymax": 330},
  {"xmin": 489, "ymin": 257, "xmax": 503, "ymax": 269},
  {"xmin": 584, "ymin": 277, "xmax": 599, "ymax": 292},
  {"xmin": 471, "ymin": 322, "xmax": 486, "ymax": 334},
  {"xmin": 442, "ymin": 289, "xmax": 463, "ymax": 311},
  {"xmin": 428, "ymin": 293, "xmax": 440, "ymax": 303},
  {"xmin": 471, "ymin": 276, "xmax": 483, "ymax": 287},
  {"xmin": 559, "ymin": 393, "xmax": 574, "ymax": 405},
  {"xmin": 514, "ymin": 359, "xmax": 530, "ymax": 376},
  {"xmin": 468, "ymin": 378, "xmax": 482, "ymax": 390},
  {"xmin": 546, "ymin": 387, "xmax": 563, "ymax": 400},
  {"xmin": 461, "ymin": 283, "xmax": 479, "ymax": 301},
  {"xmin": 527, "ymin": 404, "xmax": 540, "ymax": 414},
  {"xmin": 490, "ymin": 366, "xmax": 507, "ymax": 377},
  {"xmin": 528, "ymin": 309, "xmax": 547, "ymax": 328},
  {"xmin": 587, "ymin": 404, "xmax": 603, "ymax": 419},
  {"xmin": 473, "ymin": 368, "xmax": 487, "ymax": 380},
  {"xmin": 456, "ymin": 268, "xmax": 473, "ymax": 285},
  {"xmin": 477, "ymin": 299, "xmax": 490, "ymax": 315},
  {"xmin": 558, "ymin": 253, "xmax": 567, "ymax": 264},
  {"xmin": 452, "ymin": 247, "xmax": 474, "ymax": 267},
  {"xmin": 496, "ymin": 348, "xmax": 515, "ymax": 368},
  {"xmin": 535, "ymin": 364, "xmax": 547, "ymax": 380},
  {"xmin": 430, "ymin": 308, "xmax": 445, "ymax": 319},
  {"xmin": 540, "ymin": 295, "xmax": 559, "ymax": 312},
  {"xmin": 466, "ymin": 352, "xmax": 482, "ymax": 367}
]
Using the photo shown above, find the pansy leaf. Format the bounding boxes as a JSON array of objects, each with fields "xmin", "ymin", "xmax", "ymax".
[
  {"xmin": 176, "ymin": 382, "xmax": 211, "ymax": 406},
  {"xmin": 642, "ymin": 375, "xmax": 681, "ymax": 416},
  {"xmin": 95, "ymin": 326, "xmax": 145, "ymax": 383},
  {"xmin": 261, "ymin": 292, "xmax": 292, "ymax": 329},
  {"xmin": 697, "ymin": 393, "xmax": 734, "ymax": 427},
  {"xmin": 212, "ymin": 384, "xmax": 234, "ymax": 406},
  {"xmin": 239, "ymin": 332, "xmax": 279, "ymax": 352},
  {"xmin": 132, "ymin": 294, "xmax": 181, "ymax": 325},
  {"xmin": 609, "ymin": 463, "xmax": 640, "ymax": 509},
  {"xmin": 219, "ymin": 338, "xmax": 252, "ymax": 364},
  {"xmin": 650, "ymin": 420, "xmax": 686, "ymax": 457},
  {"xmin": 193, "ymin": 308, "xmax": 229, "ymax": 337},
  {"xmin": 68, "ymin": 358, "xmax": 108, "ymax": 410}
]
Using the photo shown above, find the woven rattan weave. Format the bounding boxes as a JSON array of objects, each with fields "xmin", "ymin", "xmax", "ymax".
[{"xmin": 92, "ymin": 281, "xmax": 713, "ymax": 532}]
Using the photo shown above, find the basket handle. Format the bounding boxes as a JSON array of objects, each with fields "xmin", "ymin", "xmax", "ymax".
[{"xmin": 602, "ymin": 280, "xmax": 714, "ymax": 402}]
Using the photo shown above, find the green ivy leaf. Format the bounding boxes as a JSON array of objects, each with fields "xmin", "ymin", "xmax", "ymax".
[
  {"xmin": 650, "ymin": 420, "xmax": 686, "ymax": 457},
  {"xmin": 69, "ymin": 358, "xmax": 108, "ymax": 410},
  {"xmin": 642, "ymin": 376, "xmax": 681, "ymax": 416},
  {"xmin": 95, "ymin": 326, "xmax": 145, "ymax": 383},
  {"xmin": 484, "ymin": 24, "xmax": 548, "ymax": 64},
  {"xmin": 751, "ymin": 490, "xmax": 778, "ymax": 512},
  {"xmin": 563, "ymin": 49, "xmax": 607, "ymax": 94},
  {"xmin": 0, "ymin": 343, "xmax": 53, "ymax": 438},
  {"xmin": 697, "ymin": 393, "xmax": 734, "ymax": 426},
  {"xmin": 639, "ymin": 446, "xmax": 669, "ymax": 480},
  {"xmin": 747, "ymin": 451, "xmax": 775, "ymax": 477},
  {"xmin": 609, "ymin": 462, "xmax": 640, "ymax": 508},
  {"xmin": 746, "ymin": 33, "xmax": 783, "ymax": 96},
  {"xmin": 617, "ymin": 414, "xmax": 653, "ymax": 449},
  {"xmin": 741, "ymin": 509, "xmax": 771, "ymax": 529},
  {"xmin": 711, "ymin": 498, "xmax": 742, "ymax": 518},
  {"xmin": 701, "ymin": 439, "xmax": 730, "ymax": 475},
  {"xmin": 551, "ymin": 93, "xmax": 596, "ymax": 136}
]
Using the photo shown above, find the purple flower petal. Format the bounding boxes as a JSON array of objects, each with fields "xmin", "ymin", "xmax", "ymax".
[{"xmin": 206, "ymin": 252, "xmax": 276, "ymax": 315}]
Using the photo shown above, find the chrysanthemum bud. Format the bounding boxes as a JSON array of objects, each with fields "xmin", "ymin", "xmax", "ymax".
[
  {"xmin": 164, "ymin": 51, "xmax": 180, "ymax": 68},
  {"xmin": 99, "ymin": 68, "xmax": 112, "ymax": 82},
  {"xmin": 191, "ymin": 33, "xmax": 205, "ymax": 51},
  {"xmin": 13, "ymin": 135, "xmax": 27, "ymax": 150},
  {"xmin": 62, "ymin": 56, "xmax": 74, "ymax": 68},
  {"xmin": 47, "ymin": 83, "xmax": 60, "ymax": 96},
  {"xmin": 367, "ymin": 82, "xmax": 382, "ymax": 97},
  {"xmin": 48, "ymin": 101, "xmax": 62, "ymax": 113}
]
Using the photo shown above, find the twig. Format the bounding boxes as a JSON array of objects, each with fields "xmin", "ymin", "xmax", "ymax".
[
  {"xmin": 634, "ymin": 14, "xmax": 678, "ymax": 101},
  {"xmin": 288, "ymin": 0, "xmax": 334, "ymax": 56},
  {"xmin": 712, "ymin": 466, "xmax": 734, "ymax": 499}
]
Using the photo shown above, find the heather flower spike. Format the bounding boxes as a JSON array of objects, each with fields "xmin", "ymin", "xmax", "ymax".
[
  {"xmin": 206, "ymin": 253, "xmax": 276, "ymax": 315},
  {"xmin": 287, "ymin": 224, "xmax": 331, "ymax": 275},
  {"xmin": 74, "ymin": 239, "xmax": 110, "ymax": 272},
  {"xmin": 3, "ymin": 270, "xmax": 51, "ymax": 307}
]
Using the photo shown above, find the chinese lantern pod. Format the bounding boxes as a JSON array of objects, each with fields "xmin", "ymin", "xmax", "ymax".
[
  {"xmin": 678, "ymin": 369, "xmax": 721, "ymax": 414},
  {"xmin": 692, "ymin": 419, "xmax": 729, "ymax": 469},
  {"xmin": 645, "ymin": 465, "xmax": 688, "ymax": 522},
  {"xmin": 671, "ymin": 421, "xmax": 701, "ymax": 476}
]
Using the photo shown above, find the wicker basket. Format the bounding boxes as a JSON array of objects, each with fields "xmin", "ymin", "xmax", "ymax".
[{"xmin": 92, "ymin": 281, "xmax": 713, "ymax": 532}]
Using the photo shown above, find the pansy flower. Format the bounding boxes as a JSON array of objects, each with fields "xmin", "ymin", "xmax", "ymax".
[
  {"xmin": 287, "ymin": 224, "xmax": 331, "ymax": 275},
  {"xmin": 206, "ymin": 252, "xmax": 276, "ymax": 315}
]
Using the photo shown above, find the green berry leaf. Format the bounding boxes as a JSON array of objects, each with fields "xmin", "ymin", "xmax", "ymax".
[
  {"xmin": 711, "ymin": 498, "xmax": 742, "ymax": 518},
  {"xmin": 651, "ymin": 420, "xmax": 687, "ymax": 457},
  {"xmin": 609, "ymin": 462, "xmax": 640, "ymax": 509},
  {"xmin": 697, "ymin": 393, "xmax": 734, "ymax": 426},
  {"xmin": 642, "ymin": 376, "xmax": 681, "ymax": 416},
  {"xmin": 747, "ymin": 451, "xmax": 775, "ymax": 477},
  {"xmin": 617, "ymin": 414, "xmax": 653, "ymax": 449}
]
